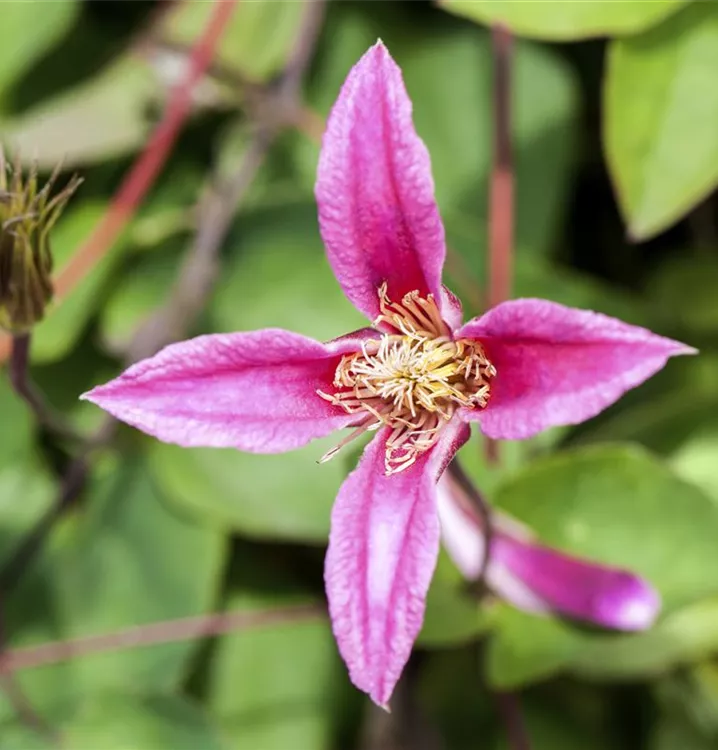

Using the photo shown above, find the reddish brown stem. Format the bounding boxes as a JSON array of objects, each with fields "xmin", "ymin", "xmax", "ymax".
[
  {"xmin": 54, "ymin": 0, "xmax": 240, "ymax": 300},
  {"xmin": 0, "ymin": 604, "xmax": 322, "ymax": 673},
  {"xmin": 486, "ymin": 25, "xmax": 514, "ymax": 465},
  {"xmin": 495, "ymin": 692, "xmax": 532, "ymax": 750}
]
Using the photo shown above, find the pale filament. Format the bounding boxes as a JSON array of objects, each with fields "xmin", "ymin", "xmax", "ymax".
[{"xmin": 318, "ymin": 283, "xmax": 496, "ymax": 475}]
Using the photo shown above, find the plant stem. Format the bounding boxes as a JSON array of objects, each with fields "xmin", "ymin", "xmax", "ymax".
[{"xmin": 486, "ymin": 25, "xmax": 514, "ymax": 465}]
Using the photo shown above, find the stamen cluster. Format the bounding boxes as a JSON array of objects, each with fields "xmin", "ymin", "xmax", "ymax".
[{"xmin": 319, "ymin": 284, "xmax": 495, "ymax": 474}]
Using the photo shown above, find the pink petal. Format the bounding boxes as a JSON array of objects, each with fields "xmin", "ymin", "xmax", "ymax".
[
  {"xmin": 491, "ymin": 533, "xmax": 661, "ymax": 631},
  {"xmin": 81, "ymin": 329, "xmax": 368, "ymax": 452},
  {"xmin": 456, "ymin": 299, "xmax": 695, "ymax": 439},
  {"xmin": 316, "ymin": 41, "xmax": 451, "ymax": 325},
  {"xmin": 325, "ymin": 420, "xmax": 469, "ymax": 707},
  {"xmin": 436, "ymin": 478, "xmax": 660, "ymax": 630}
]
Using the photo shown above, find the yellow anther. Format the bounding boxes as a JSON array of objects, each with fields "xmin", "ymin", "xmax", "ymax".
[{"xmin": 318, "ymin": 285, "xmax": 496, "ymax": 475}]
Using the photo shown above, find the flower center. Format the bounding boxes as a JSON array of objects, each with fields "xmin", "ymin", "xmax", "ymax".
[{"xmin": 318, "ymin": 284, "xmax": 496, "ymax": 475}]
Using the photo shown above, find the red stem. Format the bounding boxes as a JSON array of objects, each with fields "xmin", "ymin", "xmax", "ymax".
[
  {"xmin": 486, "ymin": 25, "xmax": 514, "ymax": 465},
  {"xmin": 0, "ymin": 604, "xmax": 322, "ymax": 673}
]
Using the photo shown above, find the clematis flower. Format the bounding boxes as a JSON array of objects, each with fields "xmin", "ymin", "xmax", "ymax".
[
  {"xmin": 82, "ymin": 42, "xmax": 693, "ymax": 707},
  {"xmin": 437, "ymin": 474, "xmax": 661, "ymax": 630}
]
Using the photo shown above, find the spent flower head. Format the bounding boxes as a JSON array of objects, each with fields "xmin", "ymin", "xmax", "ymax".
[
  {"xmin": 0, "ymin": 149, "xmax": 81, "ymax": 332},
  {"xmin": 82, "ymin": 43, "xmax": 694, "ymax": 707}
]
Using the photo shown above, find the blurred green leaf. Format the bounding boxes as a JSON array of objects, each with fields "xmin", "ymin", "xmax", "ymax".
[
  {"xmin": 651, "ymin": 716, "xmax": 715, "ymax": 750},
  {"xmin": 64, "ymin": 693, "xmax": 229, "ymax": 750},
  {"xmin": 207, "ymin": 593, "xmax": 343, "ymax": 750},
  {"xmin": 488, "ymin": 607, "xmax": 585, "ymax": 688},
  {"xmin": 99, "ymin": 247, "xmax": 178, "ymax": 354},
  {"xmin": 419, "ymin": 548, "xmax": 492, "ymax": 647},
  {"xmin": 442, "ymin": 0, "xmax": 690, "ymax": 41},
  {"xmin": 32, "ymin": 201, "xmax": 130, "ymax": 363},
  {"xmin": 605, "ymin": 3, "xmax": 718, "ymax": 239},
  {"xmin": 646, "ymin": 257, "xmax": 718, "ymax": 338},
  {"xmin": 1, "ymin": 456, "xmax": 226, "ymax": 720},
  {"xmin": 1, "ymin": 56, "xmax": 154, "ymax": 169},
  {"xmin": 148, "ymin": 436, "xmax": 351, "ymax": 543},
  {"xmin": 210, "ymin": 202, "xmax": 365, "ymax": 341},
  {"xmin": 487, "ymin": 444, "xmax": 718, "ymax": 688},
  {"xmin": 161, "ymin": 0, "xmax": 305, "ymax": 83},
  {"xmin": 670, "ymin": 431, "xmax": 718, "ymax": 504},
  {"xmin": 495, "ymin": 444, "xmax": 718, "ymax": 612},
  {"xmin": 0, "ymin": 1, "xmax": 79, "ymax": 104},
  {"xmin": 572, "ymin": 597, "xmax": 718, "ymax": 681}
]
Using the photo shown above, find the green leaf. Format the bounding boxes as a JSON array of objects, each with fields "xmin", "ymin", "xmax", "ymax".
[
  {"xmin": 651, "ymin": 716, "xmax": 715, "ymax": 750},
  {"xmin": 99, "ymin": 248, "xmax": 178, "ymax": 355},
  {"xmin": 487, "ymin": 444, "xmax": 718, "ymax": 687},
  {"xmin": 32, "ymin": 201, "xmax": 130, "ymax": 363},
  {"xmin": 605, "ymin": 3, "xmax": 718, "ymax": 239},
  {"xmin": 495, "ymin": 444, "xmax": 718, "ymax": 610},
  {"xmin": 418, "ymin": 548, "xmax": 492, "ymax": 647},
  {"xmin": 1, "ymin": 456, "xmax": 226, "ymax": 720},
  {"xmin": 210, "ymin": 202, "xmax": 365, "ymax": 341},
  {"xmin": 442, "ymin": 0, "xmax": 690, "ymax": 41},
  {"xmin": 1, "ymin": 56, "xmax": 154, "ymax": 169},
  {"xmin": 0, "ymin": 1, "xmax": 79, "ymax": 103},
  {"xmin": 64, "ymin": 693, "xmax": 229, "ymax": 750},
  {"xmin": 207, "ymin": 593, "xmax": 344, "ymax": 750},
  {"xmin": 148, "ymin": 436, "xmax": 353, "ymax": 543},
  {"xmin": 572, "ymin": 597, "xmax": 718, "ymax": 681},
  {"xmin": 160, "ymin": 0, "xmax": 305, "ymax": 83},
  {"xmin": 488, "ymin": 607, "xmax": 585, "ymax": 688}
]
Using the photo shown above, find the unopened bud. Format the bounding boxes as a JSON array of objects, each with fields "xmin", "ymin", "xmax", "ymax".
[{"xmin": 0, "ymin": 149, "xmax": 81, "ymax": 332}]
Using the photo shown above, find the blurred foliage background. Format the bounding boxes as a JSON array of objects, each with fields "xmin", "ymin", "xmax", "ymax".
[{"xmin": 1, "ymin": 1, "xmax": 718, "ymax": 748}]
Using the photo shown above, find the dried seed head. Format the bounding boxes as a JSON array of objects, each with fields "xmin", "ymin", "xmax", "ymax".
[{"xmin": 0, "ymin": 149, "xmax": 82, "ymax": 332}]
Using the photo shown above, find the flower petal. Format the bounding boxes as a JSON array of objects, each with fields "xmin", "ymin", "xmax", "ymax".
[
  {"xmin": 325, "ymin": 420, "xmax": 469, "ymax": 707},
  {"xmin": 316, "ymin": 41, "xmax": 449, "ymax": 323},
  {"xmin": 436, "ymin": 477, "xmax": 660, "ymax": 631},
  {"xmin": 82, "ymin": 329, "xmax": 367, "ymax": 452},
  {"xmin": 456, "ymin": 299, "xmax": 695, "ymax": 439},
  {"xmin": 491, "ymin": 533, "xmax": 661, "ymax": 631}
]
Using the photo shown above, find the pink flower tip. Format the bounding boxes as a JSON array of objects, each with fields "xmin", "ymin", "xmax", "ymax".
[{"xmin": 591, "ymin": 573, "xmax": 661, "ymax": 631}]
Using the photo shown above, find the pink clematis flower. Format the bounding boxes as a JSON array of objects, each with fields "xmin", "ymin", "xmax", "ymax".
[
  {"xmin": 83, "ymin": 42, "xmax": 693, "ymax": 707},
  {"xmin": 437, "ymin": 474, "xmax": 661, "ymax": 630}
]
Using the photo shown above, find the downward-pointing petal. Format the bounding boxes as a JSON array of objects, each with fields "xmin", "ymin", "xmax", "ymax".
[
  {"xmin": 325, "ymin": 420, "xmax": 469, "ymax": 707},
  {"xmin": 82, "ymin": 329, "xmax": 367, "ymax": 452},
  {"xmin": 316, "ymin": 41, "xmax": 450, "ymax": 324},
  {"xmin": 456, "ymin": 299, "xmax": 695, "ymax": 439}
]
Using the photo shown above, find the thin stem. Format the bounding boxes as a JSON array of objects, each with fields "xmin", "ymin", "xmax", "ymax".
[
  {"xmin": 447, "ymin": 459, "xmax": 493, "ymax": 584},
  {"xmin": 0, "ymin": 419, "xmax": 115, "ymax": 597},
  {"xmin": 495, "ymin": 692, "xmax": 532, "ymax": 750},
  {"xmin": 0, "ymin": 604, "xmax": 322, "ymax": 674},
  {"xmin": 8, "ymin": 334, "xmax": 81, "ymax": 442},
  {"xmin": 0, "ymin": 609, "xmax": 58, "ymax": 742},
  {"xmin": 486, "ymin": 25, "xmax": 514, "ymax": 465}
]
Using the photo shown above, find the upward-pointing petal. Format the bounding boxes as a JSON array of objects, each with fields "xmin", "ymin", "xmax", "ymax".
[
  {"xmin": 316, "ymin": 41, "xmax": 450, "ymax": 324},
  {"xmin": 82, "ymin": 329, "xmax": 367, "ymax": 453}
]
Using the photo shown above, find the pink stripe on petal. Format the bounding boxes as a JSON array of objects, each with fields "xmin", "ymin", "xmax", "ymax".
[
  {"xmin": 456, "ymin": 299, "xmax": 696, "ymax": 439},
  {"xmin": 325, "ymin": 420, "xmax": 469, "ymax": 707},
  {"xmin": 82, "ymin": 329, "xmax": 364, "ymax": 452},
  {"xmin": 316, "ymin": 41, "xmax": 449, "ymax": 323},
  {"xmin": 491, "ymin": 534, "xmax": 661, "ymax": 631}
]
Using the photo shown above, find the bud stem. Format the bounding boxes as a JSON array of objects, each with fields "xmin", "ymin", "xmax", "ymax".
[{"xmin": 9, "ymin": 333, "xmax": 83, "ymax": 443}]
